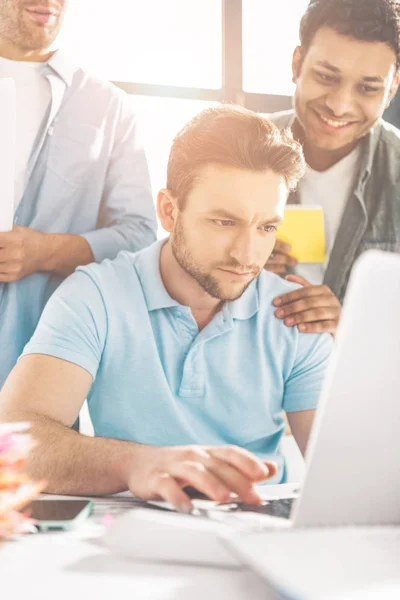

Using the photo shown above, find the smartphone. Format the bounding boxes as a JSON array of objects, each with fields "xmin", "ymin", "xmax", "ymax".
[{"xmin": 26, "ymin": 499, "xmax": 94, "ymax": 532}]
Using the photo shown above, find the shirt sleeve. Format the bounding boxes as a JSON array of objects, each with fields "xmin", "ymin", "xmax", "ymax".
[
  {"xmin": 81, "ymin": 93, "xmax": 157, "ymax": 263},
  {"xmin": 283, "ymin": 332, "xmax": 333, "ymax": 413},
  {"xmin": 21, "ymin": 270, "xmax": 107, "ymax": 379}
]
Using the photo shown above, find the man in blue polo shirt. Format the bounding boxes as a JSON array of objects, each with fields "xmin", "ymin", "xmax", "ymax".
[{"xmin": 0, "ymin": 106, "xmax": 332, "ymax": 513}]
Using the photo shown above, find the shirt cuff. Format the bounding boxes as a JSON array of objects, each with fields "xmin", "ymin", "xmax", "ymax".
[{"xmin": 81, "ymin": 228, "xmax": 124, "ymax": 264}]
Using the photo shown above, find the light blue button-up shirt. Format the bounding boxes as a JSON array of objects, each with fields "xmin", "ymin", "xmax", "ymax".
[
  {"xmin": 22, "ymin": 240, "xmax": 332, "ymax": 482},
  {"xmin": 0, "ymin": 51, "xmax": 157, "ymax": 386}
]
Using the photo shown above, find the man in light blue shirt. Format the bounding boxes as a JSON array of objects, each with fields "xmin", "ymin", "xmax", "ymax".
[
  {"xmin": 0, "ymin": 106, "xmax": 332, "ymax": 512},
  {"xmin": 0, "ymin": 0, "xmax": 157, "ymax": 386}
]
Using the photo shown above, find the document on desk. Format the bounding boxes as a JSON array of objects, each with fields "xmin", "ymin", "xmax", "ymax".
[
  {"xmin": 223, "ymin": 526, "xmax": 400, "ymax": 599},
  {"xmin": 0, "ymin": 78, "xmax": 16, "ymax": 232}
]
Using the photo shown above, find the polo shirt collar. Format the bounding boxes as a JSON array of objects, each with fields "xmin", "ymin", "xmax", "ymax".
[
  {"xmin": 228, "ymin": 278, "xmax": 259, "ymax": 320},
  {"xmin": 135, "ymin": 240, "xmax": 180, "ymax": 312},
  {"xmin": 136, "ymin": 239, "xmax": 260, "ymax": 321}
]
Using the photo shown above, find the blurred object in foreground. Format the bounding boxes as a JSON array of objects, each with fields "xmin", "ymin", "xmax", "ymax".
[{"xmin": 0, "ymin": 423, "xmax": 45, "ymax": 538}]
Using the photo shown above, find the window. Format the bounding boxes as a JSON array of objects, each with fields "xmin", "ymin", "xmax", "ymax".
[
  {"xmin": 57, "ymin": 1, "xmax": 308, "ymax": 222},
  {"xmin": 58, "ymin": 0, "xmax": 222, "ymax": 89},
  {"xmin": 129, "ymin": 96, "xmax": 216, "ymax": 236},
  {"xmin": 242, "ymin": 0, "xmax": 309, "ymax": 95}
]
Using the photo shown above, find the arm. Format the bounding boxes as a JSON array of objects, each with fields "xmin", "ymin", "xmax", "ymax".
[
  {"xmin": 0, "ymin": 228, "xmax": 95, "ymax": 281},
  {"xmin": 283, "ymin": 330, "xmax": 332, "ymax": 455},
  {"xmin": 0, "ymin": 355, "xmax": 276, "ymax": 511},
  {"xmin": 80, "ymin": 96, "xmax": 157, "ymax": 263},
  {"xmin": 0, "ymin": 354, "xmax": 133, "ymax": 495},
  {"xmin": 0, "ymin": 99, "xmax": 157, "ymax": 283},
  {"xmin": 287, "ymin": 409, "xmax": 315, "ymax": 456}
]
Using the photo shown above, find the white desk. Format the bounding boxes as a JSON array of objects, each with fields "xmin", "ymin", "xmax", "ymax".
[
  {"xmin": 0, "ymin": 525, "xmax": 277, "ymax": 600},
  {"xmin": 0, "ymin": 488, "xmax": 297, "ymax": 600}
]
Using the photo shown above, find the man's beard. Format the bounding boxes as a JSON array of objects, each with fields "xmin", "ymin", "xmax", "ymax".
[
  {"xmin": 171, "ymin": 218, "xmax": 257, "ymax": 302},
  {"xmin": 0, "ymin": 2, "xmax": 63, "ymax": 52}
]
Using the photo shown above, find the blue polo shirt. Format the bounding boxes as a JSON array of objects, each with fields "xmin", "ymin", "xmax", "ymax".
[{"xmin": 22, "ymin": 240, "xmax": 332, "ymax": 482}]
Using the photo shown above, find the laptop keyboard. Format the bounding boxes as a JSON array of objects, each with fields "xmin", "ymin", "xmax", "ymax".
[
  {"xmin": 216, "ymin": 498, "xmax": 294, "ymax": 519},
  {"xmin": 191, "ymin": 498, "xmax": 296, "ymax": 532},
  {"xmin": 92, "ymin": 496, "xmax": 296, "ymax": 532}
]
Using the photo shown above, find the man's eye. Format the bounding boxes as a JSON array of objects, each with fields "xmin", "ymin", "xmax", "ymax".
[
  {"xmin": 214, "ymin": 220, "xmax": 235, "ymax": 227},
  {"xmin": 359, "ymin": 84, "xmax": 379, "ymax": 94},
  {"xmin": 262, "ymin": 225, "xmax": 277, "ymax": 233},
  {"xmin": 315, "ymin": 71, "xmax": 336, "ymax": 85}
]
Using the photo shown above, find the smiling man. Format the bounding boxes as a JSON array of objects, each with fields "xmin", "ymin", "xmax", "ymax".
[
  {"xmin": 0, "ymin": 106, "xmax": 332, "ymax": 512},
  {"xmin": 0, "ymin": 0, "xmax": 156, "ymax": 387},
  {"xmin": 266, "ymin": 0, "xmax": 400, "ymax": 333}
]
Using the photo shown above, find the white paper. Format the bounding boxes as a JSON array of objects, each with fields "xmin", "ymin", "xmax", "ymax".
[{"xmin": 0, "ymin": 78, "xmax": 16, "ymax": 232}]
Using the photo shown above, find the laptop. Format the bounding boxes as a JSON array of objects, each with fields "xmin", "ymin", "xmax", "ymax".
[{"xmin": 221, "ymin": 249, "xmax": 400, "ymax": 597}]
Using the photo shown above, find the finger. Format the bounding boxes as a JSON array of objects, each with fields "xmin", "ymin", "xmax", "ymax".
[
  {"xmin": 298, "ymin": 320, "xmax": 338, "ymax": 335},
  {"xmin": 274, "ymin": 285, "xmax": 336, "ymax": 308},
  {"xmin": 274, "ymin": 240, "xmax": 292, "ymax": 254},
  {"xmin": 267, "ymin": 253, "xmax": 297, "ymax": 267},
  {"xmin": 150, "ymin": 473, "xmax": 193, "ymax": 513},
  {"xmin": 263, "ymin": 461, "xmax": 278, "ymax": 480},
  {"xmin": 264, "ymin": 264, "xmax": 288, "ymax": 275},
  {"xmin": 206, "ymin": 455, "xmax": 262, "ymax": 504},
  {"xmin": 0, "ymin": 232, "xmax": 14, "ymax": 248},
  {"xmin": 0, "ymin": 253, "xmax": 20, "ymax": 266},
  {"xmin": 170, "ymin": 461, "xmax": 232, "ymax": 503},
  {"xmin": 0, "ymin": 272, "xmax": 19, "ymax": 283},
  {"xmin": 285, "ymin": 274, "xmax": 312, "ymax": 287},
  {"xmin": 208, "ymin": 445, "xmax": 270, "ymax": 482},
  {"xmin": 275, "ymin": 298, "xmax": 340, "ymax": 320},
  {"xmin": 282, "ymin": 307, "xmax": 340, "ymax": 327}
]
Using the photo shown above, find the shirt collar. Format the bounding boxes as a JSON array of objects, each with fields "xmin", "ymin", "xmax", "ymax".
[
  {"xmin": 135, "ymin": 240, "xmax": 180, "ymax": 312},
  {"xmin": 228, "ymin": 278, "xmax": 260, "ymax": 321},
  {"xmin": 42, "ymin": 50, "xmax": 76, "ymax": 87},
  {"xmin": 136, "ymin": 239, "xmax": 260, "ymax": 320}
]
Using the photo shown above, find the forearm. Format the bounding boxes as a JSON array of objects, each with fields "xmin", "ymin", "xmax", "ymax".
[
  {"xmin": 5, "ymin": 410, "xmax": 151, "ymax": 496},
  {"xmin": 41, "ymin": 233, "xmax": 95, "ymax": 277}
]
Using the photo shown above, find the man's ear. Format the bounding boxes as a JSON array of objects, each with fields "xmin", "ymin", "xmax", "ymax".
[
  {"xmin": 292, "ymin": 46, "xmax": 303, "ymax": 84},
  {"xmin": 157, "ymin": 189, "xmax": 179, "ymax": 233}
]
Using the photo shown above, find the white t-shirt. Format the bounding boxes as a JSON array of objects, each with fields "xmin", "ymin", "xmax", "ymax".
[
  {"xmin": 295, "ymin": 146, "xmax": 361, "ymax": 285},
  {"xmin": 0, "ymin": 57, "xmax": 51, "ymax": 211}
]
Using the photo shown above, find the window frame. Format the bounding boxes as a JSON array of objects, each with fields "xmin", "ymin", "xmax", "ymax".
[{"xmin": 112, "ymin": 0, "xmax": 292, "ymax": 113}]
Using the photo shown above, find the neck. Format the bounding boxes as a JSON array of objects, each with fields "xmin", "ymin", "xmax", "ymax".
[
  {"xmin": 159, "ymin": 240, "xmax": 222, "ymax": 330},
  {"xmin": 292, "ymin": 119, "xmax": 359, "ymax": 172},
  {"xmin": 303, "ymin": 140, "xmax": 359, "ymax": 171},
  {"xmin": 0, "ymin": 38, "xmax": 53, "ymax": 62}
]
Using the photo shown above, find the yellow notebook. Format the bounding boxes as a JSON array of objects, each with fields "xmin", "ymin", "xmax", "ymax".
[{"xmin": 278, "ymin": 205, "xmax": 326, "ymax": 264}]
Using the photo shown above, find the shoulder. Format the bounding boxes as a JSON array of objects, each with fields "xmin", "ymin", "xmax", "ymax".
[
  {"xmin": 70, "ymin": 68, "xmax": 136, "ymax": 120},
  {"xmin": 373, "ymin": 120, "xmax": 400, "ymax": 188},
  {"xmin": 255, "ymin": 270, "xmax": 301, "ymax": 342},
  {"xmin": 256, "ymin": 270, "xmax": 333, "ymax": 364},
  {"xmin": 376, "ymin": 119, "xmax": 400, "ymax": 160},
  {"xmin": 77, "ymin": 250, "xmax": 141, "ymax": 289},
  {"xmin": 257, "ymin": 269, "xmax": 302, "ymax": 303}
]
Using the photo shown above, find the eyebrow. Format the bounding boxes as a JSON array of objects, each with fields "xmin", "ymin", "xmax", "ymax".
[
  {"xmin": 208, "ymin": 209, "xmax": 282, "ymax": 224},
  {"xmin": 315, "ymin": 60, "xmax": 384, "ymax": 83}
]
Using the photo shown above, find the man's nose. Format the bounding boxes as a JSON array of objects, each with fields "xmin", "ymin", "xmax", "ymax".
[
  {"xmin": 325, "ymin": 85, "xmax": 355, "ymax": 119},
  {"xmin": 229, "ymin": 231, "xmax": 256, "ymax": 267}
]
